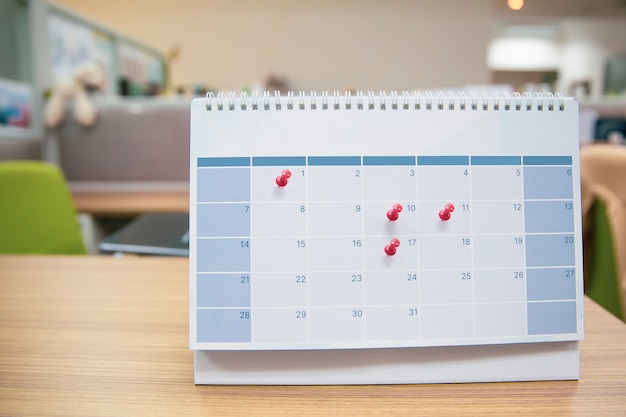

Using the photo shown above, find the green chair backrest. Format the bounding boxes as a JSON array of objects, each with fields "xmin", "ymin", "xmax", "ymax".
[
  {"xmin": 0, "ymin": 161, "xmax": 86, "ymax": 254},
  {"xmin": 584, "ymin": 197, "xmax": 625, "ymax": 321}
]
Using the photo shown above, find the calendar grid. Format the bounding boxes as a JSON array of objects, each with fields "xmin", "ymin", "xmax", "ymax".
[{"xmin": 193, "ymin": 154, "xmax": 581, "ymax": 349}]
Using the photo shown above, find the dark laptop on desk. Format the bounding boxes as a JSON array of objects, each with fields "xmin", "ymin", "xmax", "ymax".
[{"xmin": 99, "ymin": 213, "xmax": 189, "ymax": 256}]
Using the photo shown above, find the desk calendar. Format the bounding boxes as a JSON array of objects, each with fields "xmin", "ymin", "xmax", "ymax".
[{"xmin": 189, "ymin": 92, "xmax": 583, "ymax": 385}]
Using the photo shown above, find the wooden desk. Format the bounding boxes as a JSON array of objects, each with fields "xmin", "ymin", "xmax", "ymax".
[
  {"xmin": 71, "ymin": 190, "xmax": 189, "ymax": 215},
  {"xmin": 1, "ymin": 256, "xmax": 625, "ymax": 416}
]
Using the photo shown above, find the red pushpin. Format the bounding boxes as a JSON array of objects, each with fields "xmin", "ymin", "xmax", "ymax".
[
  {"xmin": 386, "ymin": 203, "xmax": 403, "ymax": 221},
  {"xmin": 438, "ymin": 202, "xmax": 455, "ymax": 221},
  {"xmin": 384, "ymin": 238, "xmax": 401, "ymax": 256},
  {"xmin": 275, "ymin": 169, "xmax": 292, "ymax": 187}
]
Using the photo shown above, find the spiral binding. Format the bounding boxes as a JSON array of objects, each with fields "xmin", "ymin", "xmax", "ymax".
[{"xmin": 205, "ymin": 91, "xmax": 567, "ymax": 112}]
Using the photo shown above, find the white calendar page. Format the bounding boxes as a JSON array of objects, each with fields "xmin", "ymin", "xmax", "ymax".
[{"xmin": 189, "ymin": 93, "xmax": 583, "ymax": 352}]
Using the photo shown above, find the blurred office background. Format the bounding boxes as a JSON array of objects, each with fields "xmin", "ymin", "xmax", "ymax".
[
  {"xmin": 1, "ymin": 0, "xmax": 626, "ymax": 319},
  {"xmin": 42, "ymin": 0, "xmax": 626, "ymax": 96}
]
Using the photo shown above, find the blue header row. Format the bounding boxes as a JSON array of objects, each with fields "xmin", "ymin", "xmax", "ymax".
[{"xmin": 197, "ymin": 155, "xmax": 572, "ymax": 167}]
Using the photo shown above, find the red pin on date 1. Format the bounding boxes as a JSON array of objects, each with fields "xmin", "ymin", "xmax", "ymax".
[{"xmin": 275, "ymin": 169, "xmax": 292, "ymax": 187}]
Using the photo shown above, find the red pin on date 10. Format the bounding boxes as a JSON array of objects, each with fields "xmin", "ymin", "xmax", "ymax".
[
  {"xmin": 275, "ymin": 169, "xmax": 292, "ymax": 187},
  {"xmin": 387, "ymin": 203, "xmax": 403, "ymax": 221},
  {"xmin": 439, "ymin": 203, "xmax": 455, "ymax": 221}
]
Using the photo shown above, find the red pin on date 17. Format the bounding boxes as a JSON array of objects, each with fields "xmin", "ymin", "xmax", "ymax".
[{"xmin": 384, "ymin": 238, "xmax": 401, "ymax": 256}]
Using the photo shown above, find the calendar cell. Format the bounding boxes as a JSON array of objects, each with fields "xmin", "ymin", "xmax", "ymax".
[
  {"xmin": 307, "ymin": 237, "xmax": 363, "ymax": 272},
  {"xmin": 363, "ymin": 270, "xmax": 419, "ymax": 305},
  {"xmin": 420, "ymin": 269, "xmax": 473, "ymax": 305},
  {"xmin": 418, "ymin": 201, "xmax": 472, "ymax": 235},
  {"xmin": 523, "ymin": 167, "xmax": 573, "ymax": 200},
  {"xmin": 470, "ymin": 159, "xmax": 523, "ymax": 200},
  {"xmin": 527, "ymin": 268, "xmax": 577, "ymax": 301},
  {"xmin": 309, "ymin": 307, "xmax": 365, "ymax": 342},
  {"xmin": 308, "ymin": 272, "xmax": 364, "ymax": 307},
  {"xmin": 419, "ymin": 236, "xmax": 473, "ymax": 270},
  {"xmin": 420, "ymin": 304, "xmax": 474, "ymax": 339},
  {"xmin": 250, "ymin": 202, "xmax": 307, "ymax": 237},
  {"xmin": 197, "ymin": 203, "xmax": 250, "ymax": 237},
  {"xmin": 251, "ymin": 308, "xmax": 309, "ymax": 343},
  {"xmin": 527, "ymin": 301, "xmax": 577, "ymax": 335},
  {"xmin": 417, "ymin": 166, "xmax": 471, "ymax": 201},
  {"xmin": 365, "ymin": 306, "xmax": 420, "ymax": 340},
  {"xmin": 473, "ymin": 268, "xmax": 527, "ymax": 303},
  {"xmin": 472, "ymin": 235, "xmax": 525, "ymax": 269},
  {"xmin": 251, "ymin": 166, "xmax": 307, "ymax": 202},
  {"xmin": 363, "ymin": 235, "xmax": 419, "ymax": 270},
  {"xmin": 470, "ymin": 201, "xmax": 524, "ymax": 234},
  {"xmin": 197, "ymin": 238, "xmax": 250, "ymax": 273},
  {"xmin": 307, "ymin": 157, "xmax": 362, "ymax": 201},
  {"xmin": 197, "ymin": 167, "xmax": 250, "ymax": 203},
  {"xmin": 250, "ymin": 237, "xmax": 307, "ymax": 272},
  {"xmin": 197, "ymin": 274, "xmax": 251, "ymax": 307},
  {"xmin": 250, "ymin": 272, "xmax": 309, "ymax": 307},
  {"xmin": 524, "ymin": 201, "xmax": 575, "ymax": 233},
  {"xmin": 197, "ymin": 308, "xmax": 251, "ymax": 343},
  {"xmin": 362, "ymin": 158, "xmax": 417, "ymax": 202},
  {"xmin": 474, "ymin": 303, "xmax": 527, "ymax": 337},
  {"xmin": 525, "ymin": 234, "xmax": 575, "ymax": 267},
  {"xmin": 362, "ymin": 201, "xmax": 418, "ymax": 237},
  {"xmin": 307, "ymin": 202, "xmax": 363, "ymax": 237}
]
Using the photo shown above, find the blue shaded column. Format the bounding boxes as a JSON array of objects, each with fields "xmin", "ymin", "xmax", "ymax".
[
  {"xmin": 196, "ymin": 157, "xmax": 252, "ymax": 343},
  {"xmin": 523, "ymin": 156, "xmax": 577, "ymax": 335}
]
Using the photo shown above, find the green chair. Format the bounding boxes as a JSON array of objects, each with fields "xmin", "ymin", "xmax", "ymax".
[
  {"xmin": 0, "ymin": 160, "xmax": 86, "ymax": 254},
  {"xmin": 583, "ymin": 184, "xmax": 625, "ymax": 322}
]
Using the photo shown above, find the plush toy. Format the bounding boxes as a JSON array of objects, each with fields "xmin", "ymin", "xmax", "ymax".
[{"xmin": 44, "ymin": 61, "xmax": 104, "ymax": 128}]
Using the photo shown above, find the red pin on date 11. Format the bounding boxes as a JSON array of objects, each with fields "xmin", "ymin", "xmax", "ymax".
[{"xmin": 439, "ymin": 203, "xmax": 455, "ymax": 221}]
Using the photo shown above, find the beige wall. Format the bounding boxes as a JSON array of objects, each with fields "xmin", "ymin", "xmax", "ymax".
[{"xmin": 49, "ymin": 0, "xmax": 493, "ymax": 93}]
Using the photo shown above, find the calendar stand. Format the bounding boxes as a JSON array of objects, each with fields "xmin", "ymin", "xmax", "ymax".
[
  {"xmin": 194, "ymin": 342, "xmax": 579, "ymax": 385},
  {"xmin": 189, "ymin": 92, "xmax": 584, "ymax": 385}
]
